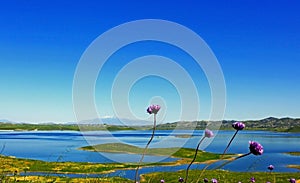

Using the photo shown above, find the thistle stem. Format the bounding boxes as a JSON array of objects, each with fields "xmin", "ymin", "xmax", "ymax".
[
  {"xmin": 184, "ymin": 136, "xmax": 206, "ymax": 183},
  {"xmin": 221, "ymin": 130, "xmax": 238, "ymax": 158},
  {"xmin": 198, "ymin": 161, "xmax": 213, "ymax": 181},
  {"xmin": 0, "ymin": 143, "xmax": 5, "ymax": 154},
  {"xmin": 214, "ymin": 152, "xmax": 251, "ymax": 170},
  {"xmin": 134, "ymin": 114, "xmax": 157, "ymax": 182},
  {"xmin": 197, "ymin": 131, "xmax": 239, "ymax": 181}
]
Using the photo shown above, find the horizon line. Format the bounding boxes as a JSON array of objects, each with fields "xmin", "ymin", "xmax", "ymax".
[{"xmin": 1, "ymin": 115, "xmax": 299, "ymax": 124}]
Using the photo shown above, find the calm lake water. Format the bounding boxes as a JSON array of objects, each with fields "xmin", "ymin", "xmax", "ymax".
[{"xmin": 0, "ymin": 130, "xmax": 299, "ymax": 179}]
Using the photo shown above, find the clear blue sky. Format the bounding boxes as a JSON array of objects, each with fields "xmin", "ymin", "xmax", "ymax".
[{"xmin": 0, "ymin": 0, "xmax": 299, "ymax": 123}]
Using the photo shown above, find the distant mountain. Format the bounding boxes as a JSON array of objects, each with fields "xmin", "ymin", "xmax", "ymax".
[
  {"xmin": 0, "ymin": 117, "xmax": 151, "ymax": 126},
  {"xmin": 77, "ymin": 117, "xmax": 152, "ymax": 126},
  {"xmin": 0, "ymin": 119, "xmax": 13, "ymax": 123},
  {"xmin": 0, "ymin": 120, "xmax": 60, "ymax": 125},
  {"xmin": 0, "ymin": 119, "xmax": 21, "ymax": 124}
]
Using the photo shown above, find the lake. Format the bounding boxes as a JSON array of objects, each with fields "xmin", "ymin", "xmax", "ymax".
[{"xmin": 0, "ymin": 130, "xmax": 300, "ymax": 180}]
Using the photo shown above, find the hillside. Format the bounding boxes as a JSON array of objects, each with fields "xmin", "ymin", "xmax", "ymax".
[
  {"xmin": 156, "ymin": 117, "xmax": 300, "ymax": 132},
  {"xmin": 0, "ymin": 117, "xmax": 299, "ymax": 132}
]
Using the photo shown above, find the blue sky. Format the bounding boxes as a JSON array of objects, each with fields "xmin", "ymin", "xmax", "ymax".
[{"xmin": 0, "ymin": 0, "xmax": 299, "ymax": 123}]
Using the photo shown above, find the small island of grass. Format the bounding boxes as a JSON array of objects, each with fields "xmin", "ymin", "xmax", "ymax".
[
  {"xmin": 287, "ymin": 164, "xmax": 300, "ymax": 170},
  {"xmin": 285, "ymin": 151, "xmax": 300, "ymax": 156},
  {"xmin": 284, "ymin": 152, "xmax": 300, "ymax": 171},
  {"xmin": 79, "ymin": 143, "xmax": 233, "ymax": 165},
  {"xmin": 175, "ymin": 134, "xmax": 195, "ymax": 138}
]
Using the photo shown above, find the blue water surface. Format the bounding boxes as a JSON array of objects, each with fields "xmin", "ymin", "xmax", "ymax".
[{"xmin": 0, "ymin": 130, "xmax": 299, "ymax": 180}]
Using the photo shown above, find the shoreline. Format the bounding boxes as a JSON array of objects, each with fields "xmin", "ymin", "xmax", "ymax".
[
  {"xmin": 1, "ymin": 153, "xmax": 299, "ymax": 183},
  {"xmin": 1, "ymin": 129, "xmax": 300, "ymax": 133},
  {"xmin": 1, "ymin": 153, "xmax": 298, "ymax": 173},
  {"xmin": 2, "ymin": 149, "xmax": 299, "ymax": 173}
]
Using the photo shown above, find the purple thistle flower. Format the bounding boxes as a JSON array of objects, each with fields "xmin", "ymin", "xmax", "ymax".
[
  {"xmin": 289, "ymin": 178, "xmax": 296, "ymax": 183},
  {"xmin": 250, "ymin": 177, "xmax": 255, "ymax": 182},
  {"xmin": 160, "ymin": 179, "xmax": 165, "ymax": 183},
  {"xmin": 221, "ymin": 122, "xmax": 245, "ymax": 157},
  {"xmin": 268, "ymin": 165, "xmax": 274, "ymax": 171},
  {"xmin": 232, "ymin": 121, "xmax": 245, "ymax": 130},
  {"xmin": 203, "ymin": 178, "xmax": 208, "ymax": 182},
  {"xmin": 249, "ymin": 141, "xmax": 264, "ymax": 155},
  {"xmin": 211, "ymin": 178, "xmax": 218, "ymax": 183},
  {"xmin": 146, "ymin": 105, "xmax": 160, "ymax": 114},
  {"xmin": 178, "ymin": 177, "xmax": 184, "ymax": 182},
  {"xmin": 205, "ymin": 129, "xmax": 214, "ymax": 138}
]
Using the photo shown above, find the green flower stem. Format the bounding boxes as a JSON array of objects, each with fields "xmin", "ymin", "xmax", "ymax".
[
  {"xmin": 198, "ymin": 129, "xmax": 240, "ymax": 181},
  {"xmin": 221, "ymin": 130, "xmax": 239, "ymax": 158},
  {"xmin": 184, "ymin": 136, "xmax": 206, "ymax": 183},
  {"xmin": 214, "ymin": 152, "xmax": 251, "ymax": 170},
  {"xmin": 134, "ymin": 114, "xmax": 157, "ymax": 183}
]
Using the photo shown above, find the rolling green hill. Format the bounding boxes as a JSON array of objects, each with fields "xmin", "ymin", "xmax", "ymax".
[
  {"xmin": 156, "ymin": 117, "xmax": 300, "ymax": 132},
  {"xmin": 0, "ymin": 117, "xmax": 299, "ymax": 132}
]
